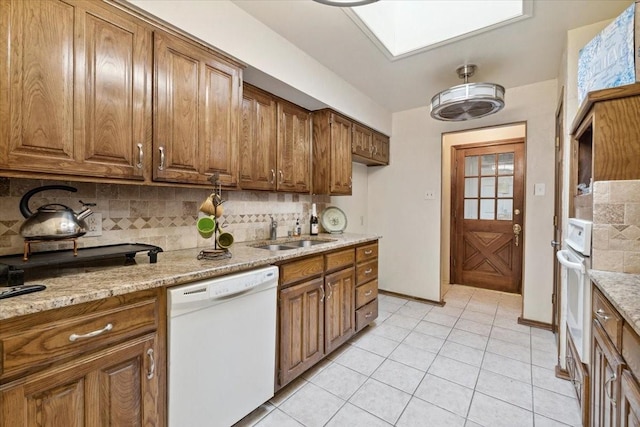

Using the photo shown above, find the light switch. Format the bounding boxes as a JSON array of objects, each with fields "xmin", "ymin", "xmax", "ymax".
[{"xmin": 534, "ymin": 183, "xmax": 546, "ymax": 196}]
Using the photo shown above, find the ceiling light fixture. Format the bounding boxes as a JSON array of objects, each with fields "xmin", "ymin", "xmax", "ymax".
[
  {"xmin": 312, "ymin": 0, "xmax": 378, "ymax": 7},
  {"xmin": 430, "ymin": 65, "xmax": 505, "ymax": 121}
]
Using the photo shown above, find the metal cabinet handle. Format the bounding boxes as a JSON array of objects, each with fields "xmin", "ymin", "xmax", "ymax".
[
  {"xmin": 364, "ymin": 290, "xmax": 373, "ymax": 296},
  {"xmin": 136, "ymin": 143, "xmax": 143, "ymax": 169},
  {"xmin": 364, "ymin": 268, "xmax": 373, "ymax": 275},
  {"xmin": 270, "ymin": 169, "xmax": 276, "ymax": 184},
  {"xmin": 147, "ymin": 348, "xmax": 155, "ymax": 380},
  {"xmin": 551, "ymin": 240, "xmax": 560, "ymax": 248},
  {"xmin": 279, "ymin": 170, "xmax": 283, "ymax": 183},
  {"xmin": 349, "ymin": 176, "xmax": 352, "ymax": 189},
  {"xmin": 364, "ymin": 311, "xmax": 373, "ymax": 318},
  {"xmin": 320, "ymin": 285, "xmax": 325, "ymax": 302},
  {"xmin": 596, "ymin": 308, "xmax": 610, "ymax": 322},
  {"xmin": 158, "ymin": 146, "xmax": 165, "ymax": 171},
  {"xmin": 364, "ymin": 250, "xmax": 373, "ymax": 255},
  {"xmin": 326, "ymin": 283, "xmax": 333, "ymax": 300},
  {"xmin": 605, "ymin": 372, "xmax": 617, "ymax": 406},
  {"xmin": 69, "ymin": 323, "xmax": 113, "ymax": 342}
]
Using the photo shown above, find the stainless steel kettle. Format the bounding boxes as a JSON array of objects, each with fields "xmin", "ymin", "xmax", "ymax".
[{"xmin": 19, "ymin": 185, "xmax": 94, "ymax": 240}]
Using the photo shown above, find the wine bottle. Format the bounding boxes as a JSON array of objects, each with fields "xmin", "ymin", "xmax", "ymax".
[{"xmin": 310, "ymin": 204, "xmax": 319, "ymax": 236}]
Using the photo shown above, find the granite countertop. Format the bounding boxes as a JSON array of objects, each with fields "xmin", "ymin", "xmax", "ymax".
[
  {"xmin": 589, "ymin": 270, "xmax": 640, "ymax": 336},
  {"xmin": 0, "ymin": 233, "xmax": 380, "ymax": 321}
]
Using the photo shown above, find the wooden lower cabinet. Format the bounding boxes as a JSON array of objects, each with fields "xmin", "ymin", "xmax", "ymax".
[
  {"xmin": 566, "ymin": 330, "xmax": 589, "ymax": 426},
  {"xmin": 0, "ymin": 334, "xmax": 159, "ymax": 426},
  {"xmin": 592, "ymin": 319, "xmax": 625, "ymax": 427},
  {"xmin": 324, "ymin": 267, "xmax": 355, "ymax": 354},
  {"xmin": 620, "ymin": 369, "xmax": 640, "ymax": 427},
  {"xmin": 278, "ymin": 277, "xmax": 325, "ymax": 387}
]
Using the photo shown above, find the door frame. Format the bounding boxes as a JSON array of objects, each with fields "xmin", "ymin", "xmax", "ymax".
[
  {"xmin": 439, "ymin": 122, "xmax": 527, "ymax": 302},
  {"xmin": 552, "ymin": 88, "xmax": 565, "ymax": 334},
  {"xmin": 449, "ymin": 138, "xmax": 526, "ymax": 293}
]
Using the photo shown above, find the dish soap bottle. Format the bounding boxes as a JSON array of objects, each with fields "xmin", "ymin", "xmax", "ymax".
[{"xmin": 310, "ymin": 204, "xmax": 319, "ymax": 236}]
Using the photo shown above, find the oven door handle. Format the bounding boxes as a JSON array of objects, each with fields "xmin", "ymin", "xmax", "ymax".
[{"xmin": 556, "ymin": 250, "xmax": 585, "ymax": 273}]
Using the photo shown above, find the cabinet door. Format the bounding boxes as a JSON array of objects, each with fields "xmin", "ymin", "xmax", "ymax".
[
  {"xmin": 278, "ymin": 278, "xmax": 324, "ymax": 387},
  {"xmin": 621, "ymin": 369, "xmax": 640, "ymax": 427},
  {"xmin": 0, "ymin": 335, "xmax": 159, "ymax": 426},
  {"xmin": 330, "ymin": 114, "xmax": 353, "ymax": 195},
  {"xmin": 592, "ymin": 320, "xmax": 625, "ymax": 427},
  {"xmin": 352, "ymin": 123, "xmax": 372, "ymax": 158},
  {"xmin": 200, "ymin": 54, "xmax": 241, "ymax": 187},
  {"xmin": 372, "ymin": 132, "xmax": 390, "ymax": 165},
  {"xmin": 240, "ymin": 85, "xmax": 277, "ymax": 190},
  {"xmin": 324, "ymin": 267, "xmax": 355, "ymax": 354},
  {"xmin": 76, "ymin": 1, "xmax": 151, "ymax": 180},
  {"xmin": 277, "ymin": 101, "xmax": 311, "ymax": 193},
  {"xmin": 0, "ymin": 0, "xmax": 76, "ymax": 171}
]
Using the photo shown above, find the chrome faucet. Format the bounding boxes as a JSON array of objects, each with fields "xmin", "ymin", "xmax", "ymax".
[{"xmin": 270, "ymin": 216, "xmax": 277, "ymax": 240}]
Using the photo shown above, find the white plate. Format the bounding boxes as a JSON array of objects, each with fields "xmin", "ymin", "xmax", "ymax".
[{"xmin": 321, "ymin": 206, "xmax": 347, "ymax": 234}]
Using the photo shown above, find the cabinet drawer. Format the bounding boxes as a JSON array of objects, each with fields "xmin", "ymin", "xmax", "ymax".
[
  {"xmin": 355, "ymin": 299, "xmax": 378, "ymax": 332},
  {"xmin": 566, "ymin": 329, "xmax": 589, "ymax": 422},
  {"xmin": 356, "ymin": 243, "xmax": 378, "ymax": 263},
  {"xmin": 325, "ymin": 248, "xmax": 355, "ymax": 272},
  {"xmin": 356, "ymin": 279, "xmax": 378, "ymax": 308},
  {"xmin": 280, "ymin": 256, "xmax": 324, "ymax": 287},
  {"xmin": 593, "ymin": 287, "xmax": 623, "ymax": 349},
  {"xmin": 1, "ymin": 298, "xmax": 158, "ymax": 380},
  {"xmin": 356, "ymin": 259, "xmax": 378, "ymax": 285},
  {"xmin": 623, "ymin": 324, "xmax": 640, "ymax": 382}
]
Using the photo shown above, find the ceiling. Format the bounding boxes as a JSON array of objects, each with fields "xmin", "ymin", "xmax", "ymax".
[{"xmin": 233, "ymin": 0, "xmax": 631, "ymax": 113}]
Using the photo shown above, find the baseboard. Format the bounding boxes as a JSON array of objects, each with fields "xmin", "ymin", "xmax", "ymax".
[
  {"xmin": 517, "ymin": 316, "xmax": 553, "ymax": 331},
  {"xmin": 378, "ymin": 289, "xmax": 445, "ymax": 306}
]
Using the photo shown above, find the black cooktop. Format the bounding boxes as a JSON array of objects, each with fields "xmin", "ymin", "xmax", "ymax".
[{"xmin": 0, "ymin": 243, "xmax": 163, "ymax": 286}]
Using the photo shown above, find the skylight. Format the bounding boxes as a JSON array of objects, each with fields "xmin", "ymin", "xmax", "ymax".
[{"xmin": 346, "ymin": 0, "xmax": 531, "ymax": 60}]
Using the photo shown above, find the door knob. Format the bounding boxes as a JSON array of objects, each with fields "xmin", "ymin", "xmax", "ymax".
[{"xmin": 513, "ymin": 224, "xmax": 522, "ymax": 247}]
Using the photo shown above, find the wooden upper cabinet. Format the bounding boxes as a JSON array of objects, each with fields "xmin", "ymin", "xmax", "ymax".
[
  {"xmin": 0, "ymin": 0, "xmax": 151, "ymax": 180},
  {"xmin": 372, "ymin": 132, "xmax": 390, "ymax": 164},
  {"xmin": 153, "ymin": 30, "xmax": 241, "ymax": 187},
  {"xmin": 240, "ymin": 84, "xmax": 277, "ymax": 191},
  {"xmin": 277, "ymin": 100, "xmax": 311, "ymax": 193},
  {"xmin": 352, "ymin": 123, "xmax": 372, "ymax": 159},
  {"xmin": 312, "ymin": 110, "xmax": 352, "ymax": 195}
]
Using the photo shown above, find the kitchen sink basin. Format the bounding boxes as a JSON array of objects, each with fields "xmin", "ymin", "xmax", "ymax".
[
  {"xmin": 285, "ymin": 239, "xmax": 333, "ymax": 248},
  {"xmin": 253, "ymin": 244, "xmax": 297, "ymax": 251}
]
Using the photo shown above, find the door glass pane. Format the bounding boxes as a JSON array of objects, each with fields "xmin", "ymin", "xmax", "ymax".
[
  {"xmin": 464, "ymin": 177, "xmax": 478, "ymax": 197},
  {"xmin": 498, "ymin": 153, "xmax": 514, "ymax": 175},
  {"xmin": 480, "ymin": 177, "xmax": 495, "ymax": 197},
  {"xmin": 497, "ymin": 199, "xmax": 513, "ymax": 220},
  {"xmin": 497, "ymin": 176, "xmax": 513, "ymax": 197},
  {"xmin": 480, "ymin": 199, "xmax": 495, "ymax": 220},
  {"xmin": 464, "ymin": 199, "xmax": 478, "ymax": 219},
  {"xmin": 465, "ymin": 156, "xmax": 479, "ymax": 176},
  {"xmin": 481, "ymin": 154, "xmax": 496, "ymax": 175}
]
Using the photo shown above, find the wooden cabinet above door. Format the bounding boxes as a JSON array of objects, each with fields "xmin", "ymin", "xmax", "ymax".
[
  {"xmin": 153, "ymin": 30, "xmax": 241, "ymax": 187},
  {"xmin": 312, "ymin": 110, "xmax": 352, "ymax": 195},
  {"xmin": 0, "ymin": 0, "xmax": 151, "ymax": 181}
]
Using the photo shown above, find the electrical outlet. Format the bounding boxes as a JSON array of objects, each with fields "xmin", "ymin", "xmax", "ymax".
[
  {"xmin": 85, "ymin": 213, "xmax": 102, "ymax": 237},
  {"xmin": 424, "ymin": 191, "xmax": 436, "ymax": 200}
]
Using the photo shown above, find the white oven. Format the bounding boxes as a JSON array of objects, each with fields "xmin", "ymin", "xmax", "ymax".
[{"xmin": 556, "ymin": 218, "xmax": 592, "ymax": 364}]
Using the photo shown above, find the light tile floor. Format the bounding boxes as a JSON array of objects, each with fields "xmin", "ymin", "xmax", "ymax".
[{"xmin": 235, "ymin": 285, "xmax": 582, "ymax": 427}]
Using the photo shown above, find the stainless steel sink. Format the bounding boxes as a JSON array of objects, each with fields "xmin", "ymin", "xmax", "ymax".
[
  {"xmin": 253, "ymin": 244, "xmax": 297, "ymax": 251},
  {"xmin": 285, "ymin": 239, "xmax": 333, "ymax": 248}
]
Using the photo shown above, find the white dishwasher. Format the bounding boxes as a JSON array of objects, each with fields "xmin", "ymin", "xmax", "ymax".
[{"xmin": 167, "ymin": 266, "xmax": 279, "ymax": 427}]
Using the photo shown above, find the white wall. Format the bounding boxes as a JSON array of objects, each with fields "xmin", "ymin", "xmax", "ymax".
[
  {"xmin": 330, "ymin": 163, "xmax": 369, "ymax": 234},
  {"xmin": 127, "ymin": 0, "xmax": 392, "ymax": 134},
  {"xmin": 369, "ymin": 80, "xmax": 558, "ymax": 323}
]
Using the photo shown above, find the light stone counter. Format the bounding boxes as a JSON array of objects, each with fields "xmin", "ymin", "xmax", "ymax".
[
  {"xmin": 589, "ymin": 270, "xmax": 640, "ymax": 336},
  {"xmin": 0, "ymin": 233, "xmax": 380, "ymax": 321}
]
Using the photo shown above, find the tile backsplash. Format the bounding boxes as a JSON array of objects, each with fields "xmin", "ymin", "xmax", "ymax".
[
  {"xmin": 592, "ymin": 180, "xmax": 640, "ymax": 273},
  {"xmin": 0, "ymin": 178, "xmax": 329, "ymax": 256}
]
